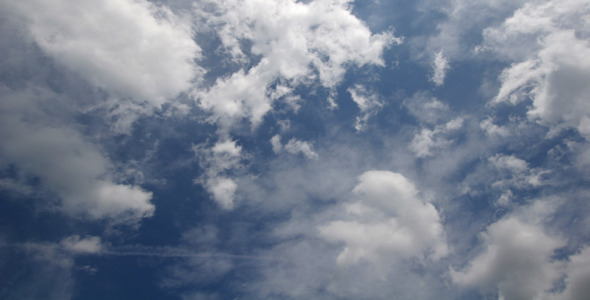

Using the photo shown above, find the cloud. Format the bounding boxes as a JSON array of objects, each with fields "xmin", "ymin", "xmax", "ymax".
[
  {"xmin": 403, "ymin": 91, "xmax": 450, "ymax": 125},
  {"xmin": 347, "ymin": 85, "xmax": 383, "ymax": 131},
  {"xmin": 480, "ymin": 117, "xmax": 510, "ymax": 138},
  {"xmin": 0, "ymin": 87, "xmax": 154, "ymax": 222},
  {"xmin": 451, "ymin": 200, "xmax": 565, "ymax": 299},
  {"xmin": 409, "ymin": 117, "xmax": 463, "ymax": 158},
  {"xmin": 319, "ymin": 170, "xmax": 448, "ymax": 266},
  {"xmin": 485, "ymin": 0, "xmax": 590, "ymax": 138},
  {"xmin": 5, "ymin": 0, "xmax": 201, "ymax": 105},
  {"xmin": 430, "ymin": 51, "xmax": 450, "ymax": 86},
  {"xmin": 270, "ymin": 135, "xmax": 283, "ymax": 154},
  {"xmin": 206, "ymin": 177, "xmax": 238, "ymax": 210},
  {"xmin": 192, "ymin": 0, "xmax": 400, "ymax": 127},
  {"xmin": 402, "ymin": 91, "xmax": 464, "ymax": 158},
  {"xmin": 60, "ymin": 235, "xmax": 104, "ymax": 254},
  {"xmin": 488, "ymin": 154, "xmax": 549, "ymax": 190},
  {"xmin": 418, "ymin": 0, "xmax": 528, "ymax": 60},
  {"xmin": 556, "ymin": 246, "xmax": 590, "ymax": 300},
  {"xmin": 284, "ymin": 139, "xmax": 319, "ymax": 160},
  {"xmin": 193, "ymin": 139, "xmax": 243, "ymax": 209},
  {"xmin": 270, "ymin": 135, "xmax": 319, "ymax": 160}
]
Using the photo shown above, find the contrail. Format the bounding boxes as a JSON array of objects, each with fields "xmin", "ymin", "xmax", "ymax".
[
  {"xmin": 102, "ymin": 245, "xmax": 281, "ymax": 261},
  {"xmin": 0, "ymin": 242, "xmax": 281, "ymax": 262}
]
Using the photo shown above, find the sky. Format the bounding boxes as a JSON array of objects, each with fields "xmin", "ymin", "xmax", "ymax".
[{"xmin": 1, "ymin": 0, "xmax": 590, "ymax": 299}]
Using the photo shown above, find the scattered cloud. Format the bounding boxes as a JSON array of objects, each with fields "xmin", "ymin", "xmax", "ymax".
[
  {"xmin": 193, "ymin": 139, "xmax": 243, "ymax": 209},
  {"xmin": 0, "ymin": 87, "xmax": 154, "ymax": 223},
  {"xmin": 451, "ymin": 200, "xmax": 565, "ymax": 299},
  {"xmin": 270, "ymin": 135, "xmax": 319, "ymax": 160},
  {"xmin": 430, "ymin": 51, "xmax": 450, "ymax": 86},
  {"xmin": 319, "ymin": 170, "xmax": 448, "ymax": 266},
  {"xmin": 347, "ymin": 84, "xmax": 384, "ymax": 131},
  {"xmin": 409, "ymin": 117, "xmax": 463, "ymax": 158},
  {"xmin": 192, "ymin": 0, "xmax": 400, "ymax": 128},
  {"xmin": 5, "ymin": 0, "xmax": 201, "ymax": 105},
  {"xmin": 485, "ymin": 0, "xmax": 590, "ymax": 138},
  {"xmin": 60, "ymin": 235, "xmax": 104, "ymax": 254},
  {"xmin": 1, "ymin": 0, "xmax": 590, "ymax": 299}
]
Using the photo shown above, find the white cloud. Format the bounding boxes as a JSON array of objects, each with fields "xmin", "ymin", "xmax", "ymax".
[
  {"xmin": 556, "ymin": 246, "xmax": 590, "ymax": 300},
  {"xmin": 409, "ymin": 118, "xmax": 463, "ymax": 158},
  {"xmin": 270, "ymin": 135, "xmax": 318, "ymax": 160},
  {"xmin": 418, "ymin": 0, "xmax": 528, "ymax": 60},
  {"xmin": 284, "ymin": 138, "xmax": 319, "ymax": 160},
  {"xmin": 404, "ymin": 92, "xmax": 463, "ymax": 158},
  {"xmin": 485, "ymin": 0, "xmax": 590, "ymax": 139},
  {"xmin": 347, "ymin": 85, "xmax": 383, "ymax": 131},
  {"xmin": 60, "ymin": 235, "xmax": 103, "ymax": 254},
  {"xmin": 193, "ymin": 139, "xmax": 243, "ymax": 209},
  {"xmin": 489, "ymin": 154, "xmax": 550, "ymax": 190},
  {"xmin": 270, "ymin": 135, "xmax": 283, "ymax": 154},
  {"xmin": 430, "ymin": 51, "xmax": 450, "ymax": 86},
  {"xmin": 451, "ymin": 201, "xmax": 566, "ymax": 300},
  {"xmin": 193, "ymin": 0, "xmax": 400, "ymax": 127},
  {"xmin": 480, "ymin": 117, "xmax": 510, "ymax": 138},
  {"xmin": 5, "ymin": 0, "xmax": 200, "ymax": 106},
  {"xmin": 0, "ymin": 87, "xmax": 154, "ymax": 222},
  {"xmin": 319, "ymin": 170, "xmax": 448, "ymax": 266},
  {"xmin": 403, "ymin": 92, "xmax": 450, "ymax": 125},
  {"xmin": 206, "ymin": 177, "xmax": 238, "ymax": 210}
]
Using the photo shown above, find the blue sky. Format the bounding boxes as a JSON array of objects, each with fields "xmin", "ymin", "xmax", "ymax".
[{"xmin": 1, "ymin": 0, "xmax": 590, "ymax": 299}]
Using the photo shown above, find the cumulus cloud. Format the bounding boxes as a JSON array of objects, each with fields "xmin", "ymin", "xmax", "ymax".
[
  {"xmin": 480, "ymin": 117, "xmax": 510, "ymax": 138},
  {"xmin": 347, "ymin": 85, "xmax": 383, "ymax": 131},
  {"xmin": 557, "ymin": 246, "xmax": 590, "ymax": 300},
  {"xmin": 409, "ymin": 117, "xmax": 463, "ymax": 158},
  {"xmin": 485, "ymin": 0, "xmax": 590, "ymax": 138},
  {"xmin": 419, "ymin": 0, "xmax": 528, "ymax": 60},
  {"xmin": 319, "ymin": 170, "xmax": 448, "ymax": 266},
  {"xmin": 60, "ymin": 235, "xmax": 104, "ymax": 254},
  {"xmin": 451, "ymin": 200, "xmax": 566, "ymax": 299},
  {"xmin": 193, "ymin": 139, "xmax": 243, "ymax": 209},
  {"xmin": 430, "ymin": 51, "xmax": 450, "ymax": 86},
  {"xmin": 488, "ymin": 154, "xmax": 549, "ymax": 190},
  {"xmin": 0, "ymin": 87, "xmax": 154, "ymax": 222},
  {"xmin": 270, "ymin": 135, "xmax": 319, "ymax": 160},
  {"xmin": 403, "ymin": 92, "xmax": 464, "ymax": 158},
  {"xmin": 284, "ymin": 139, "xmax": 319, "ymax": 160},
  {"xmin": 5, "ymin": 0, "xmax": 201, "ymax": 105},
  {"xmin": 404, "ymin": 92, "xmax": 450, "ymax": 125},
  {"xmin": 193, "ymin": 0, "xmax": 400, "ymax": 127}
]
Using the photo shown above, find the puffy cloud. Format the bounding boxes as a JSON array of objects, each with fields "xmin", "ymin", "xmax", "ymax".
[
  {"xmin": 284, "ymin": 139, "xmax": 319, "ymax": 160},
  {"xmin": 270, "ymin": 135, "xmax": 283, "ymax": 154},
  {"xmin": 60, "ymin": 235, "xmax": 103, "ymax": 254},
  {"xmin": 488, "ymin": 154, "xmax": 549, "ymax": 189},
  {"xmin": 347, "ymin": 85, "xmax": 383, "ymax": 131},
  {"xmin": 193, "ymin": 139, "xmax": 243, "ymax": 209},
  {"xmin": 480, "ymin": 117, "xmax": 510, "ymax": 138},
  {"xmin": 270, "ymin": 135, "xmax": 319, "ymax": 160},
  {"xmin": 430, "ymin": 51, "xmax": 450, "ymax": 86},
  {"xmin": 319, "ymin": 170, "xmax": 448, "ymax": 266},
  {"xmin": 416, "ymin": 0, "xmax": 528, "ymax": 62},
  {"xmin": 206, "ymin": 177, "xmax": 238, "ymax": 210},
  {"xmin": 193, "ymin": 0, "xmax": 400, "ymax": 127},
  {"xmin": 403, "ymin": 92, "xmax": 464, "ymax": 158},
  {"xmin": 4, "ymin": 0, "xmax": 201, "ymax": 105},
  {"xmin": 485, "ymin": 0, "xmax": 590, "ymax": 138},
  {"xmin": 556, "ymin": 246, "xmax": 590, "ymax": 300},
  {"xmin": 451, "ymin": 201, "xmax": 566, "ymax": 300},
  {"xmin": 0, "ymin": 87, "xmax": 154, "ymax": 222},
  {"xmin": 403, "ymin": 92, "xmax": 451, "ymax": 125},
  {"xmin": 409, "ymin": 117, "xmax": 463, "ymax": 158}
]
